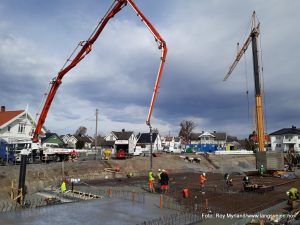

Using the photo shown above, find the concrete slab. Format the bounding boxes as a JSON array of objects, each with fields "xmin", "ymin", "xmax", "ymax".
[{"xmin": 0, "ymin": 194, "xmax": 179, "ymax": 225}]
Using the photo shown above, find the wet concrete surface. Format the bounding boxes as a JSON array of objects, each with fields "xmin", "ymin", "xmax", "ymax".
[{"xmin": 0, "ymin": 194, "xmax": 178, "ymax": 225}]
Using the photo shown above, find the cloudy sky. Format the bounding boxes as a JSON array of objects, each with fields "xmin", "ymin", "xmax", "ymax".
[{"xmin": 0, "ymin": 0, "xmax": 299, "ymax": 138}]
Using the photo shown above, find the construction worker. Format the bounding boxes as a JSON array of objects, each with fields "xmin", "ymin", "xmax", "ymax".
[
  {"xmin": 157, "ymin": 169, "xmax": 162, "ymax": 182},
  {"xmin": 148, "ymin": 170, "xmax": 155, "ymax": 193},
  {"xmin": 259, "ymin": 165, "xmax": 265, "ymax": 177},
  {"xmin": 224, "ymin": 173, "xmax": 233, "ymax": 188},
  {"xmin": 199, "ymin": 172, "xmax": 207, "ymax": 193},
  {"xmin": 160, "ymin": 169, "xmax": 169, "ymax": 194},
  {"xmin": 287, "ymin": 187, "xmax": 299, "ymax": 205},
  {"xmin": 157, "ymin": 169, "xmax": 162, "ymax": 192},
  {"xmin": 242, "ymin": 176, "xmax": 251, "ymax": 189},
  {"xmin": 60, "ymin": 180, "xmax": 66, "ymax": 193}
]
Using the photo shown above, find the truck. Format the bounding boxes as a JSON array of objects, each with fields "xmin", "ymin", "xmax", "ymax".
[
  {"xmin": 5, "ymin": 140, "xmax": 38, "ymax": 163},
  {"xmin": 0, "ymin": 138, "xmax": 14, "ymax": 165},
  {"xmin": 40, "ymin": 147, "xmax": 79, "ymax": 162}
]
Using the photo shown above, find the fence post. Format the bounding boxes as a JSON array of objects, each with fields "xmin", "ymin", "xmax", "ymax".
[
  {"xmin": 160, "ymin": 194, "xmax": 163, "ymax": 209},
  {"xmin": 108, "ymin": 188, "xmax": 112, "ymax": 198},
  {"xmin": 205, "ymin": 198, "xmax": 208, "ymax": 211}
]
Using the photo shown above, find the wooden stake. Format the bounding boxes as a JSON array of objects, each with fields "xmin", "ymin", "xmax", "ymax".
[{"xmin": 160, "ymin": 194, "xmax": 163, "ymax": 208}]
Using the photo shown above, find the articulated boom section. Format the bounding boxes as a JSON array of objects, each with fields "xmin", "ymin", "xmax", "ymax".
[{"xmin": 33, "ymin": 0, "xmax": 167, "ymax": 142}]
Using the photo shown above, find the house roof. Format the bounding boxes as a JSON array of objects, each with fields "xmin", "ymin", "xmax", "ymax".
[
  {"xmin": 0, "ymin": 110, "xmax": 25, "ymax": 127},
  {"xmin": 199, "ymin": 132, "xmax": 215, "ymax": 138},
  {"xmin": 164, "ymin": 136, "xmax": 174, "ymax": 142},
  {"xmin": 227, "ymin": 135, "xmax": 238, "ymax": 142},
  {"xmin": 190, "ymin": 133, "xmax": 202, "ymax": 141},
  {"xmin": 41, "ymin": 133, "xmax": 64, "ymax": 144},
  {"xmin": 213, "ymin": 132, "xmax": 226, "ymax": 141},
  {"xmin": 112, "ymin": 131, "xmax": 134, "ymax": 140},
  {"xmin": 269, "ymin": 127, "xmax": 300, "ymax": 135},
  {"xmin": 73, "ymin": 135, "xmax": 93, "ymax": 143},
  {"xmin": 137, "ymin": 133, "xmax": 158, "ymax": 144}
]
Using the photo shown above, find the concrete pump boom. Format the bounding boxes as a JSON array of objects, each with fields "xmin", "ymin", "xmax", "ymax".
[
  {"xmin": 32, "ymin": 0, "xmax": 167, "ymax": 143},
  {"xmin": 223, "ymin": 11, "xmax": 265, "ymax": 152}
]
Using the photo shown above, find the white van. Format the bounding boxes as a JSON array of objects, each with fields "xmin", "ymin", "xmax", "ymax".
[{"xmin": 133, "ymin": 146, "xmax": 150, "ymax": 156}]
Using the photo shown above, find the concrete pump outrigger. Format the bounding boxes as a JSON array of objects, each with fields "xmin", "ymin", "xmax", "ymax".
[{"xmin": 32, "ymin": 0, "xmax": 168, "ymax": 154}]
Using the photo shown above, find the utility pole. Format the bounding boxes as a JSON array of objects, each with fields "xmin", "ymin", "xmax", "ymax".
[{"xmin": 95, "ymin": 109, "xmax": 98, "ymax": 150}]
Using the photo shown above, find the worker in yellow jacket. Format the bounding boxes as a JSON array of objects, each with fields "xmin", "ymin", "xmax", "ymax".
[
  {"xmin": 287, "ymin": 187, "xmax": 299, "ymax": 206},
  {"xmin": 148, "ymin": 170, "xmax": 155, "ymax": 193},
  {"xmin": 61, "ymin": 180, "xmax": 67, "ymax": 193}
]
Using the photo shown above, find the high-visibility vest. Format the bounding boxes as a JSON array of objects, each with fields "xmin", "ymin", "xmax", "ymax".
[
  {"xmin": 288, "ymin": 188, "xmax": 299, "ymax": 200},
  {"xmin": 61, "ymin": 181, "xmax": 66, "ymax": 193},
  {"xmin": 148, "ymin": 171, "xmax": 154, "ymax": 181},
  {"xmin": 157, "ymin": 172, "xmax": 162, "ymax": 180},
  {"xmin": 199, "ymin": 175, "xmax": 206, "ymax": 184}
]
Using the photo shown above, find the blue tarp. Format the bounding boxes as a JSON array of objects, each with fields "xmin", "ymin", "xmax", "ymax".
[{"xmin": 186, "ymin": 144, "xmax": 218, "ymax": 152}]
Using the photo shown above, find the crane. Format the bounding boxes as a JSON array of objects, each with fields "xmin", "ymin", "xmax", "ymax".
[
  {"xmin": 224, "ymin": 11, "xmax": 265, "ymax": 152},
  {"xmin": 32, "ymin": 0, "xmax": 167, "ymax": 143}
]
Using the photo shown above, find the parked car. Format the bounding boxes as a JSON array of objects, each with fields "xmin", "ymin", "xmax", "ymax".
[{"xmin": 167, "ymin": 146, "xmax": 182, "ymax": 154}]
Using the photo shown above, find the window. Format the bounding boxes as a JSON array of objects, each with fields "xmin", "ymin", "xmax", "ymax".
[
  {"xmin": 276, "ymin": 144, "xmax": 281, "ymax": 148},
  {"xmin": 276, "ymin": 136, "xmax": 281, "ymax": 140},
  {"xmin": 7, "ymin": 125, "xmax": 11, "ymax": 132},
  {"xmin": 18, "ymin": 123, "xmax": 26, "ymax": 133}
]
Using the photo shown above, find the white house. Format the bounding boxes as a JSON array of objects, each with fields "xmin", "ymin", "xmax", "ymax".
[
  {"xmin": 104, "ymin": 129, "xmax": 137, "ymax": 155},
  {"xmin": 189, "ymin": 131, "xmax": 236, "ymax": 150},
  {"xmin": 137, "ymin": 133, "xmax": 162, "ymax": 152},
  {"xmin": 61, "ymin": 134, "xmax": 93, "ymax": 149},
  {"xmin": 161, "ymin": 136, "xmax": 181, "ymax": 149},
  {"xmin": 269, "ymin": 126, "xmax": 300, "ymax": 152},
  {"xmin": 0, "ymin": 106, "xmax": 44, "ymax": 143}
]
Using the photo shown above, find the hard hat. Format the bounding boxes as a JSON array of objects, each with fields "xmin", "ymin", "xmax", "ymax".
[
  {"xmin": 162, "ymin": 169, "xmax": 166, "ymax": 172},
  {"xmin": 203, "ymin": 173, "xmax": 206, "ymax": 176},
  {"xmin": 286, "ymin": 191, "xmax": 290, "ymax": 196},
  {"xmin": 246, "ymin": 176, "xmax": 249, "ymax": 180},
  {"xmin": 158, "ymin": 169, "xmax": 161, "ymax": 172}
]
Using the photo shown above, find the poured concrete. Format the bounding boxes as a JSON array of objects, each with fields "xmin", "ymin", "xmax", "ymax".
[{"xmin": 0, "ymin": 194, "xmax": 178, "ymax": 225}]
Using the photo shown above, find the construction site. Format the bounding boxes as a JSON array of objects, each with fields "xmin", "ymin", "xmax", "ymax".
[
  {"xmin": 0, "ymin": 153, "xmax": 299, "ymax": 224},
  {"xmin": 0, "ymin": 0, "xmax": 299, "ymax": 224}
]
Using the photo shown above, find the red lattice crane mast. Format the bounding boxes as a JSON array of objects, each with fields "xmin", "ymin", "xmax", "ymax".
[
  {"xmin": 224, "ymin": 11, "xmax": 265, "ymax": 151},
  {"xmin": 32, "ymin": 0, "xmax": 167, "ymax": 143}
]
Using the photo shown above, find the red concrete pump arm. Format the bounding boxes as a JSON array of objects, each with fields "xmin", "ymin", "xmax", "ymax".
[{"xmin": 32, "ymin": 0, "xmax": 167, "ymax": 142}]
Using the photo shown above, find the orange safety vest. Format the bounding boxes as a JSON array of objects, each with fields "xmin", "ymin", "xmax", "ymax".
[{"xmin": 199, "ymin": 175, "xmax": 206, "ymax": 184}]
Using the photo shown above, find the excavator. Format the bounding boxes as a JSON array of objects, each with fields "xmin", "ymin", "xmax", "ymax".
[{"xmin": 32, "ymin": 0, "xmax": 167, "ymax": 145}]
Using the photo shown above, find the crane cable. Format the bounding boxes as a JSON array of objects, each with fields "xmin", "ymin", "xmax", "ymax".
[{"xmin": 243, "ymin": 52, "xmax": 251, "ymax": 126}]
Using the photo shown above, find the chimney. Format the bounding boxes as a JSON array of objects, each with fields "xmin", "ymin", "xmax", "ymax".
[
  {"xmin": 1, "ymin": 106, "xmax": 5, "ymax": 112},
  {"xmin": 122, "ymin": 129, "xmax": 125, "ymax": 132}
]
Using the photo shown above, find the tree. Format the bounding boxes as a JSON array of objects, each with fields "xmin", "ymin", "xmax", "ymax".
[
  {"xmin": 75, "ymin": 126, "xmax": 87, "ymax": 137},
  {"xmin": 76, "ymin": 140, "xmax": 85, "ymax": 149},
  {"xmin": 179, "ymin": 120, "xmax": 196, "ymax": 144}
]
